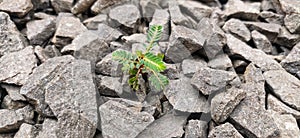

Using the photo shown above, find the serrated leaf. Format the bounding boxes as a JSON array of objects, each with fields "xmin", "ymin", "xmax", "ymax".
[
  {"xmin": 142, "ymin": 52, "xmax": 166, "ymax": 72},
  {"xmin": 149, "ymin": 73, "xmax": 169, "ymax": 91},
  {"xmin": 147, "ymin": 25, "xmax": 163, "ymax": 44}
]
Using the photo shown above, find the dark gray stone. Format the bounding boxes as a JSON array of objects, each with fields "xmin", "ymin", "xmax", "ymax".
[
  {"xmin": 52, "ymin": 14, "xmax": 87, "ymax": 47},
  {"xmin": 259, "ymin": 11, "xmax": 284, "ymax": 25},
  {"xmin": 0, "ymin": 12, "xmax": 27, "ymax": 56},
  {"xmin": 268, "ymin": 95, "xmax": 300, "ymax": 119},
  {"xmin": 91, "ymin": 0, "xmax": 130, "ymax": 14},
  {"xmin": 0, "ymin": 46, "xmax": 37, "ymax": 85},
  {"xmin": 149, "ymin": 9, "xmax": 170, "ymax": 41},
  {"xmin": 275, "ymin": 27, "xmax": 300, "ymax": 48},
  {"xmin": 163, "ymin": 63, "xmax": 180, "ymax": 80},
  {"xmin": 137, "ymin": 113, "xmax": 187, "ymax": 138},
  {"xmin": 166, "ymin": 25, "xmax": 205, "ymax": 63},
  {"xmin": 26, "ymin": 18, "xmax": 56, "ymax": 45},
  {"xmin": 100, "ymin": 99, "xmax": 154, "ymax": 138},
  {"xmin": 95, "ymin": 53, "xmax": 122, "ymax": 76},
  {"xmin": 284, "ymin": 13, "xmax": 300, "ymax": 34},
  {"xmin": 71, "ymin": 0, "xmax": 96, "ymax": 15},
  {"xmin": 185, "ymin": 120, "xmax": 207, "ymax": 138},
  {"xmin": 222, "ymin": 18, "xmax": 251, "ymax": 42},
  {"xmin": 211, "ymin": 87, "xmax": 246, "ymax": 123},
  {"xmin": 109, "ymin": 4, "xmax": 140, "ymax": 28},
  {"xmin": 226, "ymin": 34, "xmax": 283, "ymax": 71},
  {"xmin": 96, "ymin": 75, "xmax": 122, "ymax": 96},
  {"xmin": 1, "ymin": 95, "xmax": 26, "ymax": 109},
  {"xmin": 208, "ymin": 54, "xmax": 233, "ymax": 71},
  {"xmin": 140, "ymin": 0, "xmax": 161, "ymax": 19},
  {"xmin": 50, "ymin": 0, "xmax": 73, "ymax": 13},
  {"xmin": 96, "ymin": 23, "xmax": 123, "ymax": 42},
  {"xmin": 182, "ymin": 58, "xmax": 207, "ymax": 77},
  {"xmin": 0, "ymin": 84, "xmax": 25, "ymax": 101},
  {"xmin": 83, "ymin": 14, "xmax": 107, "ymax": 30},
  {"xmin": 178, "ymin": 0, "xmax": 212, "ymax": 22},
  {"xmin": 0, "ymin": 0, "xmax": 33, "ymax": 17},
  {"xmin": 251, "ymin": 30, "xmax": 272, "ymax": 54},
  {"xmin": 224, "ymin": 0, "xmax": 260, "ymax": 21},
  {"xmin": 164, "ymin": 76, "xmax": 209, "ymax": 113},
  {"xmin": 244, "ymin": 21, "xmax": 281, "ymax": 42},
  {"xmin": 264, "ymin": 69, "xmax": 300, "ymax": 111},
  {"xmin": 208, "ymin": 123, "xmax": 243, "ymax": 138},
  {"xmin": 281, "ymin": 42, "xmax": 300, "ymax": 75},
  {"xmin": 191, "ymin": 67, "xmax": 237, "ymax": 95},
  {"xmin": 168, "ymin": 0, "xmax": 195, "ymax": 28},
  {"xmin": 34, "ymin": 45, "xmax": 61, "ymax": 63}
]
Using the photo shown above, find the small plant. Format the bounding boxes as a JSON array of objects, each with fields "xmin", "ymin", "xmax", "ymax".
[{"xmin": 112, "ymin": 25, "xmax": 169, "ymax": 91}]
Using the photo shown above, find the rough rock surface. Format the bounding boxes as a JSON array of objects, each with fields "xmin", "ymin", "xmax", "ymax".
[
  {"xmin": 273, "ymin": 113, "xmax": 300, "ymax": 138},
  {"xmin": 0, "ymin": 46, "xmax": 37, "ymax": 85},
  {"xmin": 182, "ymin": 58, "xmax": 207, "ymax": 77},
  {"xmin": 96, "ymin": 75, "xmax": 122, "ymax": 96},
  {"xmin": 91, "ymin": 0, "xmax": 128, "ymax": 14},
  {"xmin": 50, "ymin": 0, "xmax": 73, "ymax": 13},
  {"xmin": 109, "ymin": 4, "xmax": 140, "ymax": 28},
  {"xmin": 284, "ymin": 13, "xmax": 300, "ymax": 34},
  {"xmin": 224, "ymin": 0, "xmax": 260, "ymax": 21},
  {"xmin": 244, "ymin": 21, "xmax": 281, "ymax": 41},
  {"xmin": 0, "ymin": 0, "xmax": 33, "ymax": 17},
  {"xmin": 208, "ymin": 123, "xmax": 243, "ymax": 138},
  {"xmin": 1, "ymin": 95, "xmax": 26, "ymax": 109},
  {"xmin": 223, "ymin": 18, "xmax": 251, "ymax": 42},
  {"xmin": 184, "ymin": 120, "xmax": 208, "ymax": 138},
  {"xmin": 14, "ymin": 123, "xmax": 38, "ymax": 138},
  {"xmin": 149, "ymin": 9, "xmax": 170, "ymax": 41},
  {"xmin": 95, "ymin": 53, "xmax": 122, "ymax": 76},
  {"xmin": 281, "ymin": 42, "xmax": 300, "ymax": 75},
  {"xmin": 0, "ymin": 84, "xmax": 25, "ymax": 101},
  {"xmin": 168, "ymin": 0, "xmax": 195, "ymax": 28},
  {"xmin": 178, "ymin": 0, "xmax": 212, "ymax": 22},
  {"xmin": 268, "ymin": 95, "xmax": 300, "ymax": 119},
  {"xmin": 251, "ymin": 30, "xmax": 272, "ymax": 54},
  {"xmin": 26, "ymin": 18, "xmax": 56, "ymax": 45},
  {"xmin": 208, "ymin": 54, "xmax": 233, "ymax": 71}
]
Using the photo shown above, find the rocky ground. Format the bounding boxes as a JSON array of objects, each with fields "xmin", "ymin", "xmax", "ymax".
[{"xmin": 0, "ymin": 0, "xmax": 300, "ymax": 137}]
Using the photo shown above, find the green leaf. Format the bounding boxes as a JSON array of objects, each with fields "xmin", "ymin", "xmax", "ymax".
[
  {"xmin": 128, "ymin": 76, "xmax": 139, "ymax": 91},
  {"xmin": 157, "ymin": 53, "xmax": 164, "ymax": 60},
  {"xmin": 142, "ymin": 52, "xmax": 166, "ymax": 72},
  {"xmin": 147, "ymin": 25, "xmax": 163, "ymax": 44},
  {"xmin": 112, "ymin": 50, "xmax": 136, "ymax": 64},
  {"xmin": 149, "ymin": 73, "xmax": 169, "ymax": 91}
]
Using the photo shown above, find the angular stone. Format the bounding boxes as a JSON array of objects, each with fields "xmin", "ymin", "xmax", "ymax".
[
  {"xmin": 71, "ymin": 0, "xmax": 96, "ymax": 14},
  {"xmin": 14, "ymin": 123, "xmax": 38, "ymax": 138},
  {"xmin": 150, "ymin": 9, "xmax": 170, "ymax": 41},
  {"xmin": 208, "ymin": 54, "xmax": 233, "ymax": 71},
  {"xmin": 178, "ymin": 0, "xmax": 212, "ymax": 22},
  {"xmin": 284, "ymin": 13, "xmax": 300, "ymax": 34},
  {"xmin": 137, "ymin": 113, "xmax": 187, "ymax": 138},
  {"xmin": 26, "ymin": 18, "xmax": 56, "ymax": 45},
  {"xmin": 0, "ymin": 84, "xmax": 25, "ymax": 101},
  {"xmin": 36, "ymin": 119, "xmax": 58, "ymax": 138},
  {"xmin": 83, "ymin": 14, "xmax": 107, "ymax": 30},
  {"xmin": 0, "ymin": 12, "xmax": 27, "ymax": 56},
  {"xmin": 91, "ymin": 0, "xmax": 129, "ymax": 14},
  {"xmin": 251, "ymin": 30, "xmax": 272, "ymax": 54},
  {"xmin": 140, "ymin": 0, "xmax": 161, "ymax": 19},
  {"xmin": 100, "ymin": 100, "xmax": 154, "ymax": 138},
  {"xmin": 96, "ymin": 23, "xmax": 123, "ymax": 42},
  {"xmin": 185, "ymin": 120, "xmax": 207, "ymax": 138},
  {"xmin": 109, "ymin": 4, "xmax": 140, "ymax": 28},
  {"xmin": 95, "ymin": 53, "xmax": 122, "ymax": 76},
  {"xmin": 259, "ymin": 11, "xmax": 284, "ymax": 25},
  {"xmin": 164, "ymin": 76, "xmax": 209, "ymax": 113},
  {"xmin": 0, "ymin": 0, "xmax": 33, "ymax": 17},
  {"xmin": 168, "ymin": 0, "xmax": 195, "ymax": 28},
  {"xmin": 281, "ymin": 42, "xmax": 300, "ymax": 75},
  {"xmin": 182, "ymin": 58, "xmax": 207, "ymax": 77},
  {"xmin": 0, "ymin": 105, "xmax": 34, "ymax": 133},
  {"xmin": 122, "ymin": 34, "xmax": 147, "ymax": 44},
  {"xmin": 276, "ymin": 27, "xmax": 300, "ymax": 48},
  {"xmin": 1, "ymin": 95, "xmax": 26, "ymax": 109},
  {"xmin": 197, "ymin": 18, "xmax": 226, "ymax": 59},
  {"xmin": 163, "ymin": 63, "xmax": 180, "ymax": 80},
  {"xmin": 268, "ymin": 95, "xmax": 300, "ymax": 119},
  {"xmin": 0, "ymin": 133, "xmax": 15, "ymax": 138},
  {"xmin": 224, "ymin": 0, "xmax": 260, "ymax": 21},
  {"xmin": 52, "ymin": 14, "xmax": 87, "ymax": 47},
  {"xmin": 226, "ymin": 34, "xmax": 283, "ymax": 71},
  {"xmin": 0, "ymin": 46, "xmax": 37, "ymax": 85},
  {"xmin": 222, "ymin": 18, "xmax": 251, "ymax": 42},
  {"xmin": 276, "ymin": 0, "xmax": 300, "ymax": 14},
  {"xmin": 50, "ymin": 0, "xmax": 73, "ymax": 13},
  {"xmin": 34, "ymin": 45, "xmax": 61, "ymax": 63},
  {"xmin": 62, "ymin": 30, "xmax": 111, "ymax": 63},
  {"xmin": 273, "ymin": 113, "xmax": 300, "ymax": 138},
  {"xmin": 211, "ymin": 87, "xmax": 246, "ymax": 123},
  {"xmin": 244, "ymin": 21, "xmax": 281, "ymax": 42},
  {"xmin": 208, "ymin": 123, "xmax": 243, "ymax": 138},
  {"xmin": 166, "ymin": 25, "xmax": 205, "ymax": 63},
  {"xmin": 264, "ymin": 70, "xmax": 300, "ymax": 111},
  {"xmin": 191, "ymin": 67, "xmax": 237, "ymax": 95},
  {"xmin": 261, "ymin": 0, "xmax": 276, "ymax": 11},
  {"xmin": 96, "ymin": 75, "xmax": 122, "ymax": 96}
]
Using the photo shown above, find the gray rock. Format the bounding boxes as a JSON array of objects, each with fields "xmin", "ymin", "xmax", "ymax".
[
  {"xmin": 264, "ymin": 69, "xmax": 300, "ymax": 111},
  {"xmin": 137, "ymin": 113, "xmax": 187, "ymax": 138},
  {"xmin": 1, "ymin": 95, "xmax": 26, "ymax": 109},
  {"xmin": 0, "ymin": 133, "xmax": 14, "ymax": 138},
  {"xmin": 33, "ymin": 12, "xmax": 55, "ymax": 19},
  {"xmin": 100, "ymin": 100, "xmax": 154, "ymax": 138},
  {"xmin": 276, "ymin": 27, "xmax": 300, "ymax": 48},
  {"xmin": 276, "ymin": 0, "xmax": 300, "ymax": 14},
  {"xmin": 164, "ymin": 76, "xmax": 209, "ymax": 113},
  {"xmin": 71, "ymin": 0, "xmax": 96, "ymax": 14},
  {"xmin": 0, "ymin": 84, "xmax": 25, "ymax": 101},
  {"xmin": 62, "ymin": 30, "xmax": 111, "ymax": 63},
  {"xmin": 178, "ymin": 0, "xmax": 212, "ymax": 22},
  {"xmin": 52, "ymin": 14, "xmax": 87, "ymax": 47},
  {"xmin": 244, "ymin": 21, "xmax": 281, "ymax": 42},
  {"xmin": 211, "ymin": 87, "xmax": 246, "ymax": 123},
  {"xmin": 0, "ymin": 12, "xmax": 27, "ymax": 56},
  {"xmin": 268, "ymin": 95, "xmax": 300, "ymax": 119},
  {"xmin": 91, "ymin": 0, "xmax": 130, "ymax": 14},
  {"xmin": 122, "ymin": 34, "xmax": 147, "ymax": 44},
  {"xmin": 140, "ymin": 0, "xmax": 161, "ymax": 19},
  {"xmin": 50, "ymin": 0, "xmax": 73, "ymax": 13},
  {"xmin": 0, "ymin": 46, "xmax": 37, "ymax": 85},
  {"xmin": 208, "ymin": 54, "xmax": 233, "ymax": 71},
  {"xmin": 185, "ymin": 120, "xmax": 208, "ymax": 138},
  {"xmin": 0, "ymin": 0, "xmax": 33, "ymax": 17},
  {"xmin": 149, "ymin": 9, "xmax": 170, "ymax": 41},
  {"xmin": 109, "ymin": 4, "xmax": 140, "ymax": 28},
  {"xmin": 36, "ymin": 118, "xmax": 58, "ymax": 138},
  {"xmin": 26, "ymin": 18, "xmax": 56, "ymax": 45},
  {"xmin": 34, "ymin": 45, "xmax": 61, "ymax": 63},
  {"xmin": 0, "ymin": 105, "xmax": 34, "ymax": 133},
  {"xmin": 168, "ymin": 0, "xmax": 195, "ymax": 28},
  {"xmin": 259, "ymin": 11, "xmax": 284, "ymax": 25},
  {"xmin": 14, "ymin": 123, "xmax": 38, "ymax": 138},
  {"xmin": 261, "ymin": 0, "xmax": 276, "ymax": 11},
  {"xmin": 166, "ymin": 25, "xmax": 205, "ymax": 63},
  {"xmin": 197, "ymin": 17, "xmax": 226, "ymax": 59},
  {"xmin": 182, "ymin": 58, "xmax": 207, "ymax": 77},
  {"xmin": 224, "ymin": 0, "xmax": 260, "ymax": 21},
  {"xmin": 208, "ymin": 123, "xmax": 243, "ymax": 138},
  {"xmin": 273, "ymin": 113, "xmax": 300, "ymax": 138},
  {"xmin": 96, "ymin": 23, "xmax": 123, "ymax": 42},
  {"xmin": 222, "ymin": 19, "xmax": 251, "ymax": 42},
  {"xmin": 95, "ymin": 53, "xmax": 122, "ymax": 76},
  {"xmin": 281, "ymin": 42, "xmax": 300, "ymax": 75},
  {"xmin": 83, "ymin": 14, "xmax": 107, "ymax": 30},
  {"xmin": 251, "ymin": 30, "xmax": 272, "ymax": 54},
  {"xmin": 96, "ymin": 75, "xmax": 122, "ymax": 96},
  {"xmin": 226, "ymin": 34, "xmax": 283, "ymax": 71},
  {"xmin": 163, "ymin": 63, "xmax": 180, "ymax": 80},
  {"xmin": 284, "ymin": 13, "xmax": 300, "ymax": 34},
  {"xmin": 191, "ymin": 67, "xmax": 237, "ymax": 95}
]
